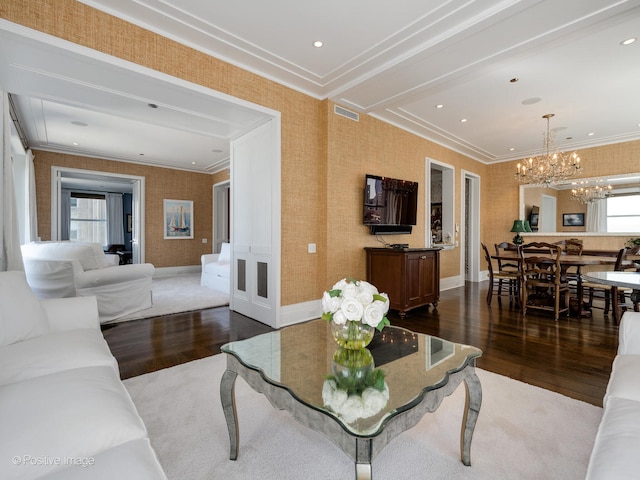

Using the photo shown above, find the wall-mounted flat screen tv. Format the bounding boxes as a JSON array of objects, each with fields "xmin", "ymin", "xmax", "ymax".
[{"xmin": 364, "ymin": 174, "xmax": 418, "ymax": 235}]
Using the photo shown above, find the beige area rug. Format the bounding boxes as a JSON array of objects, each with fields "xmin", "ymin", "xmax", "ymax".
[
  {"xmin": 124, "ymin": 354, "xmax": 603, "ymax": 480},
  {"xmin": 110, "ymin": 274, "xmax": 229, "ymax": 323}
]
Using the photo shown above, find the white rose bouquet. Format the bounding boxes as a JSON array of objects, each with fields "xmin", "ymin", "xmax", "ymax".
[
  {"xmin": 322, "ymin": 367, "xmax": 389, "ymax": 423},
  {"xmin": 321, "ymin": 278, "xmax": 390, "ymax": 331}
]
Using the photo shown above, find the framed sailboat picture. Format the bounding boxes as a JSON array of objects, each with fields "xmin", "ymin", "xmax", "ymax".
[{"xmin": 164, "ymin": 199, "xmax": 194, "ymax": 239}]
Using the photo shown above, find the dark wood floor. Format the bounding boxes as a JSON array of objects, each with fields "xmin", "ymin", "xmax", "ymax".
[{"xmin": 102, "ymin": 281, "xmax": 619, "ymax": 407}]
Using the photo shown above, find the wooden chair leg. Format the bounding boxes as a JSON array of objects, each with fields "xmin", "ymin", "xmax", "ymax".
[{"xmin": 487, "ymin": 278, "xmax": 493, "ymax": 305}]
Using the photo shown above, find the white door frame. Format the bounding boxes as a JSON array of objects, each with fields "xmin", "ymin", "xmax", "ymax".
[
  {"xmin": 51, "ymin": 166, "xmax": 146, "ymax": 263},
  {"xmin": 460, "ymin": 170, "xmax": 481, "ymax": 282},
  {"xmin": 212, "ymin": 179, "xmax": 230, "ymax": 254}
]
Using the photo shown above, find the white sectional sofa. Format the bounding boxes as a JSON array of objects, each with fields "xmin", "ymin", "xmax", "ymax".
[
  {"xmin": 201, "ymin": 242, "xmax": 230, "ymax": 294},
  {"xmin": 21, "ymin": 241, "xmax": 155, "ymax": 323},
  {"xmin": 586, "ymin": 311, "xmax": 640, "ymax": 479},
  {"xmin": 0, "ymin": 271, "xmax": 166, "ymax": 480}
]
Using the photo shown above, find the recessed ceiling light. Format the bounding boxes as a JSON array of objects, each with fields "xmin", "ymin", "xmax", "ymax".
[
  {"xmin": 313, "ymin": 40, "xmax": 324, "ymax": 48},
  {"xmin": 621, "ymin": 37, "xmax": 637, "ymax": 46},
  {"xmin": 435, "ymin": 104, "xmax": 444, "ymax": 109},
  {"xmin": 148, "ymin": 103, "xmax": 158, "ymax": 109},
  {"xmin": 587, "ymin": 132, "xmax": 595, "ymax": 136},
  {"xmin": 509, "ymin": 147, "xmax": 515, "ymax": 151},
  {"xmin": 139, "ymin": 153, "xmax": 144, "ymax": 156},
  {"xmin": 212, "ymin": 149, "xmax": 223, "ymax": 153},
  {"xmin": 192, "ymin": 161, "xmax": 197, "ymax": 165},
  {"xmin": 522, "ymin": 97, "xmax": 542, "ymax": 105},
  {"xmin": 509, "ymin": 77, "xmax": 519, "ymax": 83},
  {"xmin": 71, "ymin": 121, "xmax": 88, "ymax": 127},
  {"xmin": 460, "ymin": 118, "xmax": 468, "ymax": 123},
  {"xmin": 72, "ymin": 142, "xmax": 79, "ymax": 146}
]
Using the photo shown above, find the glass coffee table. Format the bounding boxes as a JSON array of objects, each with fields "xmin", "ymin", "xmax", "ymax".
[{"xmin": 220, "ymin": 319, "xmax": 482, "ymax": 479}]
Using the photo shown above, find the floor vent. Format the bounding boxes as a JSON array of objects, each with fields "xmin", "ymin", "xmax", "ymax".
[{"xmin": 334, "ymin": 105, "xmax": 359, "ymax": 122}]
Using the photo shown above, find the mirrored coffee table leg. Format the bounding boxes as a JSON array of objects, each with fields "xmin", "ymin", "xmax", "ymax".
[
  {"xmin": 460, "ymin": 371, "xmax": 482, "ymax": 466},
  {"xmin": 220, "ymin": 369, "xmax": 239, "ymax": 460}
]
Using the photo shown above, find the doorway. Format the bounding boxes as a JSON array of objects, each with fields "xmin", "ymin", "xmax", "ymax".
[
  {"xmin": 51, "ymin": 167, "xmax": 145, "ymax": 263},
  {"xmin": 213, "ymin": 180, "xmax": 230, "ymax": 254},
  {"xmin": 461, "ymin": 170, "xmax": 481, "ymax": 283}
]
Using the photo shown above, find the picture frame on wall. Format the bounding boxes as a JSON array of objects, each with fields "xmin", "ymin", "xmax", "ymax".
[
  {"xmin": 164, "ymin": 199, "xmax": 194, "ymax": 239},
  {"xmin": 562, "ymin": 213, "xmax": 585, "ymax": 227}
]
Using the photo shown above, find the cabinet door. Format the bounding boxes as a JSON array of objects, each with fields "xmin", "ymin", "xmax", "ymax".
[
  {"xmin": 419, "ymin": 252, "xmax": 438, "ymax": 304},
  {"xmin": 406, "ymin": 253, "xmax": 424, "ymax": 307}
]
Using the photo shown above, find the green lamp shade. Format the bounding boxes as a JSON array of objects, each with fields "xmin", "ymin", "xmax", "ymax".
[
  {"xmin": 510, "ymin": 220, "xmax": 527, "ymax": 233},
  {"xmin": 523, "ymin": 220, "xmax": 533, "ymax": 232}
]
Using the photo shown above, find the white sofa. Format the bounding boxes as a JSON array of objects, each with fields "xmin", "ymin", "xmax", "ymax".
[
  {"xmin": 21, "ymin": 241, "xmax": 155, "ymax": 323},
  {"xmin": 0, "ymin": 271, "xmax": 166, "ymax": 480},
  {"xmin": 201, "ymin": 242, "xmax": 230, "ymax": 294},
  {"xmin": 586, "ymin": 311, "xmax": 640, "ymax": 479}
]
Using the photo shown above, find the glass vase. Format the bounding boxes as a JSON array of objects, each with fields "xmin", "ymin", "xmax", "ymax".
[{"xmin": 331, "ymin": 320, "xmax": 375, "ymax": 349}]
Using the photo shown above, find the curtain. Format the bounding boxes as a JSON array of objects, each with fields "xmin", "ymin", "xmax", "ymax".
[
  {"xmin": 25, "ymin": 149, "xmax": 38, "ymax": 242},
  {"xmin": 1, "ymin": 91, "xmax": 23, "ymax": 271},
  {"xmin": 586, "ymin": 201, "xmax": 606, "ymax": 232},
  {"xmin": 106, "ymin": 192, "xmax": 124, "ymax": 245},
  {"xmin": 60, "ymin": 188, "xmax": 71, "ymax": 240}
]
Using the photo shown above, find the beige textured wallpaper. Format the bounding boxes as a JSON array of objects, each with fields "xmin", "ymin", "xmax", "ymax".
[
  {"xmin": 32, "ymin": 151, "xmax": 214, "ymax": 268},
  {"xmin": 3, "ymin": 1, "xmax": 639, "ymax": 308}
]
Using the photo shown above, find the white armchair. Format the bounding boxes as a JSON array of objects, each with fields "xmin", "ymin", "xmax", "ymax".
[
  {"xmin": 201, "ymin": 242, "xmax": 230, "ymax": 294},
  {"xmin": 21, "ymin": 241, "xmax": 155, "ymax": 323}
]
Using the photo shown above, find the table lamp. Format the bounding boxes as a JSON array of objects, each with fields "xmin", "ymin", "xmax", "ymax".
[{"xmin": 510, "ymin": 219, "xmax": 531, "ymax": 245}]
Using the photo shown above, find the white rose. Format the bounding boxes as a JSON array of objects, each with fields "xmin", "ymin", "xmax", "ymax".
[
  {"xmin": 332, "ymin": 309, "xmax": 347, "ymax": 325},
  {"xmin": 341, "ymin": 281, "xmax": 358, "ymax": 299},
  {"xmin": 332, "ymin": 278, "xmax": 349, "ymax": 291},
  {"xmin": 341, "ymin": 298, "xmax": 364, "ymax": 322},
  {"xmin": 361, "ymin": 385, "xmax": 389, "ymax": 418},
  {"xmin": 340, "ymin": 395, "xmax": 365, "ymax": 423},
  {"xmin": 376, "ymin": 293, "xmax": 390, "ymax": 314},
  {"xmin": 363, "ymin": 302, "xmax": 384, "ymax": 328},
  {"xmin": 358, "ymin": 280, "xmax": 379, "ymax": 295},
  {"xmin": 356, "ymin": 288, "xmax": 374, "ymax": 306},
  {"xmin": 322, "ymin": 291, "xmax": 342, "ymax": 314}
]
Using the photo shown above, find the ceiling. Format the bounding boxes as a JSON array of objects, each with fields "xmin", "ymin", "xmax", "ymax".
[{"xmin": 4, "ymin": 0, "xmax": 640, "ymax": 174}]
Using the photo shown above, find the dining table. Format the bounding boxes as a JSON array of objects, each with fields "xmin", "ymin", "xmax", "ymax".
[
  {"xmin": 491, "ymin": 251, "xmax": 622, "ymax": 316},
  {"xmin": 582, "ymin": 271, "xmax": 640, "ymax": 317}
]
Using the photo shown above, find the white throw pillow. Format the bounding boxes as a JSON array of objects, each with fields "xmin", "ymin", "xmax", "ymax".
[{"xmin": 0, "ymin": 271, "xmax": 50, "ymax": 347}]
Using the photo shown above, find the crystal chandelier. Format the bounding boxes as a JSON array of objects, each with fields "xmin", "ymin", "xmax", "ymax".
[
  {"xmin": 570, "ymin": 182, "xmax": 612, "ymax": 204},
  {"xmin": 515, "ymin": 114, "xmax": 582, "ymax": 186}
]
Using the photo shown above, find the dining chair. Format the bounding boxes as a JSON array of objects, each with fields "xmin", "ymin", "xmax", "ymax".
[
  {"xmin": 518, "ymin": 242, "xmax": 571, "ymax": 321},
  {"xmin": 554, "ymin": 238, "xmax": 583, "ymax": 292},
  {"xmin": 494, "ymin": 242, "xmax": 519, "ymax": 274},
  {"xmin": 611, "ymin": 246, "xmax": 640, "ymax": 320},
  {"xmin": 482, "ymin": 243, "xmax": 520, "ymax": 306},
  {"xmin": 582, "ymin": 248, "xmax": 624, "ymax": 322}
]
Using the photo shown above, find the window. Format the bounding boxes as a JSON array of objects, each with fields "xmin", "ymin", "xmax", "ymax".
[
  {"xmin": 69, "ymin": 194, "xmax": 107, "ymax": 245},
  {"xmin": 606, "ymin": 195, "xmax": 640, "ymax": 232}
]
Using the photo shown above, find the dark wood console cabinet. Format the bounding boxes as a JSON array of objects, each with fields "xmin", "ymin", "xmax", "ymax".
[{"xmin": 365, "ymin": 247, "xmax": 440, "ymax": 317}]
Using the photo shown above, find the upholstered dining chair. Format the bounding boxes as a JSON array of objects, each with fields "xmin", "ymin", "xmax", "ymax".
[
  {"xmin": 482, "ymin": 243, "xmax": 520, "ymax": 306},
  {"xmin": 518, "ymin": 242, "xmax": 571, "ymax": 321}
]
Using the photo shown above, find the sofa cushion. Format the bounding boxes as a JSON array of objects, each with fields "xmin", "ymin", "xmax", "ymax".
[
  {"xmin": 0, "ymin": 329, "xmax": 117, "ymax": 386},
  {"xmin": 203, "ymin": 261, "xmax": 230, "ymax": 278},
  {"xmin": 0, "ymin": 366, "xmax": 148, "ymax": 480},
  {"xmin": 604, "ymin": 354, "xmax": 640, "ymax": 404},
  {"xmin": 586, "ymin": 396, "xmax": 640, "ymax": 480},
  {"xmin": 21, "ymin": 242, "xmax": 109, "ymax": 271},
  {"xmin": 0, "ymin": 271, "xmax": 49, "ymax": 347}
]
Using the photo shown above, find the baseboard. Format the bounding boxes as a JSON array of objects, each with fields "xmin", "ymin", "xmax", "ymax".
[
  {"xmin": 279, "ymin": 300, "xmax": 322, "ymax": 328},
  {"xmin": 440, "ymin": 275, "xmax": 464, "ymax": 291},
  {"xmin": 154, "ymin": 265, "xmax": 201, "ymax": 277}
]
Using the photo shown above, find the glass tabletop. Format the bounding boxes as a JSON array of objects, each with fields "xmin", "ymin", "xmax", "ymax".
[{"xmin": 221, "ymin": 319, "xmax": 482, "ymax": 437}]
